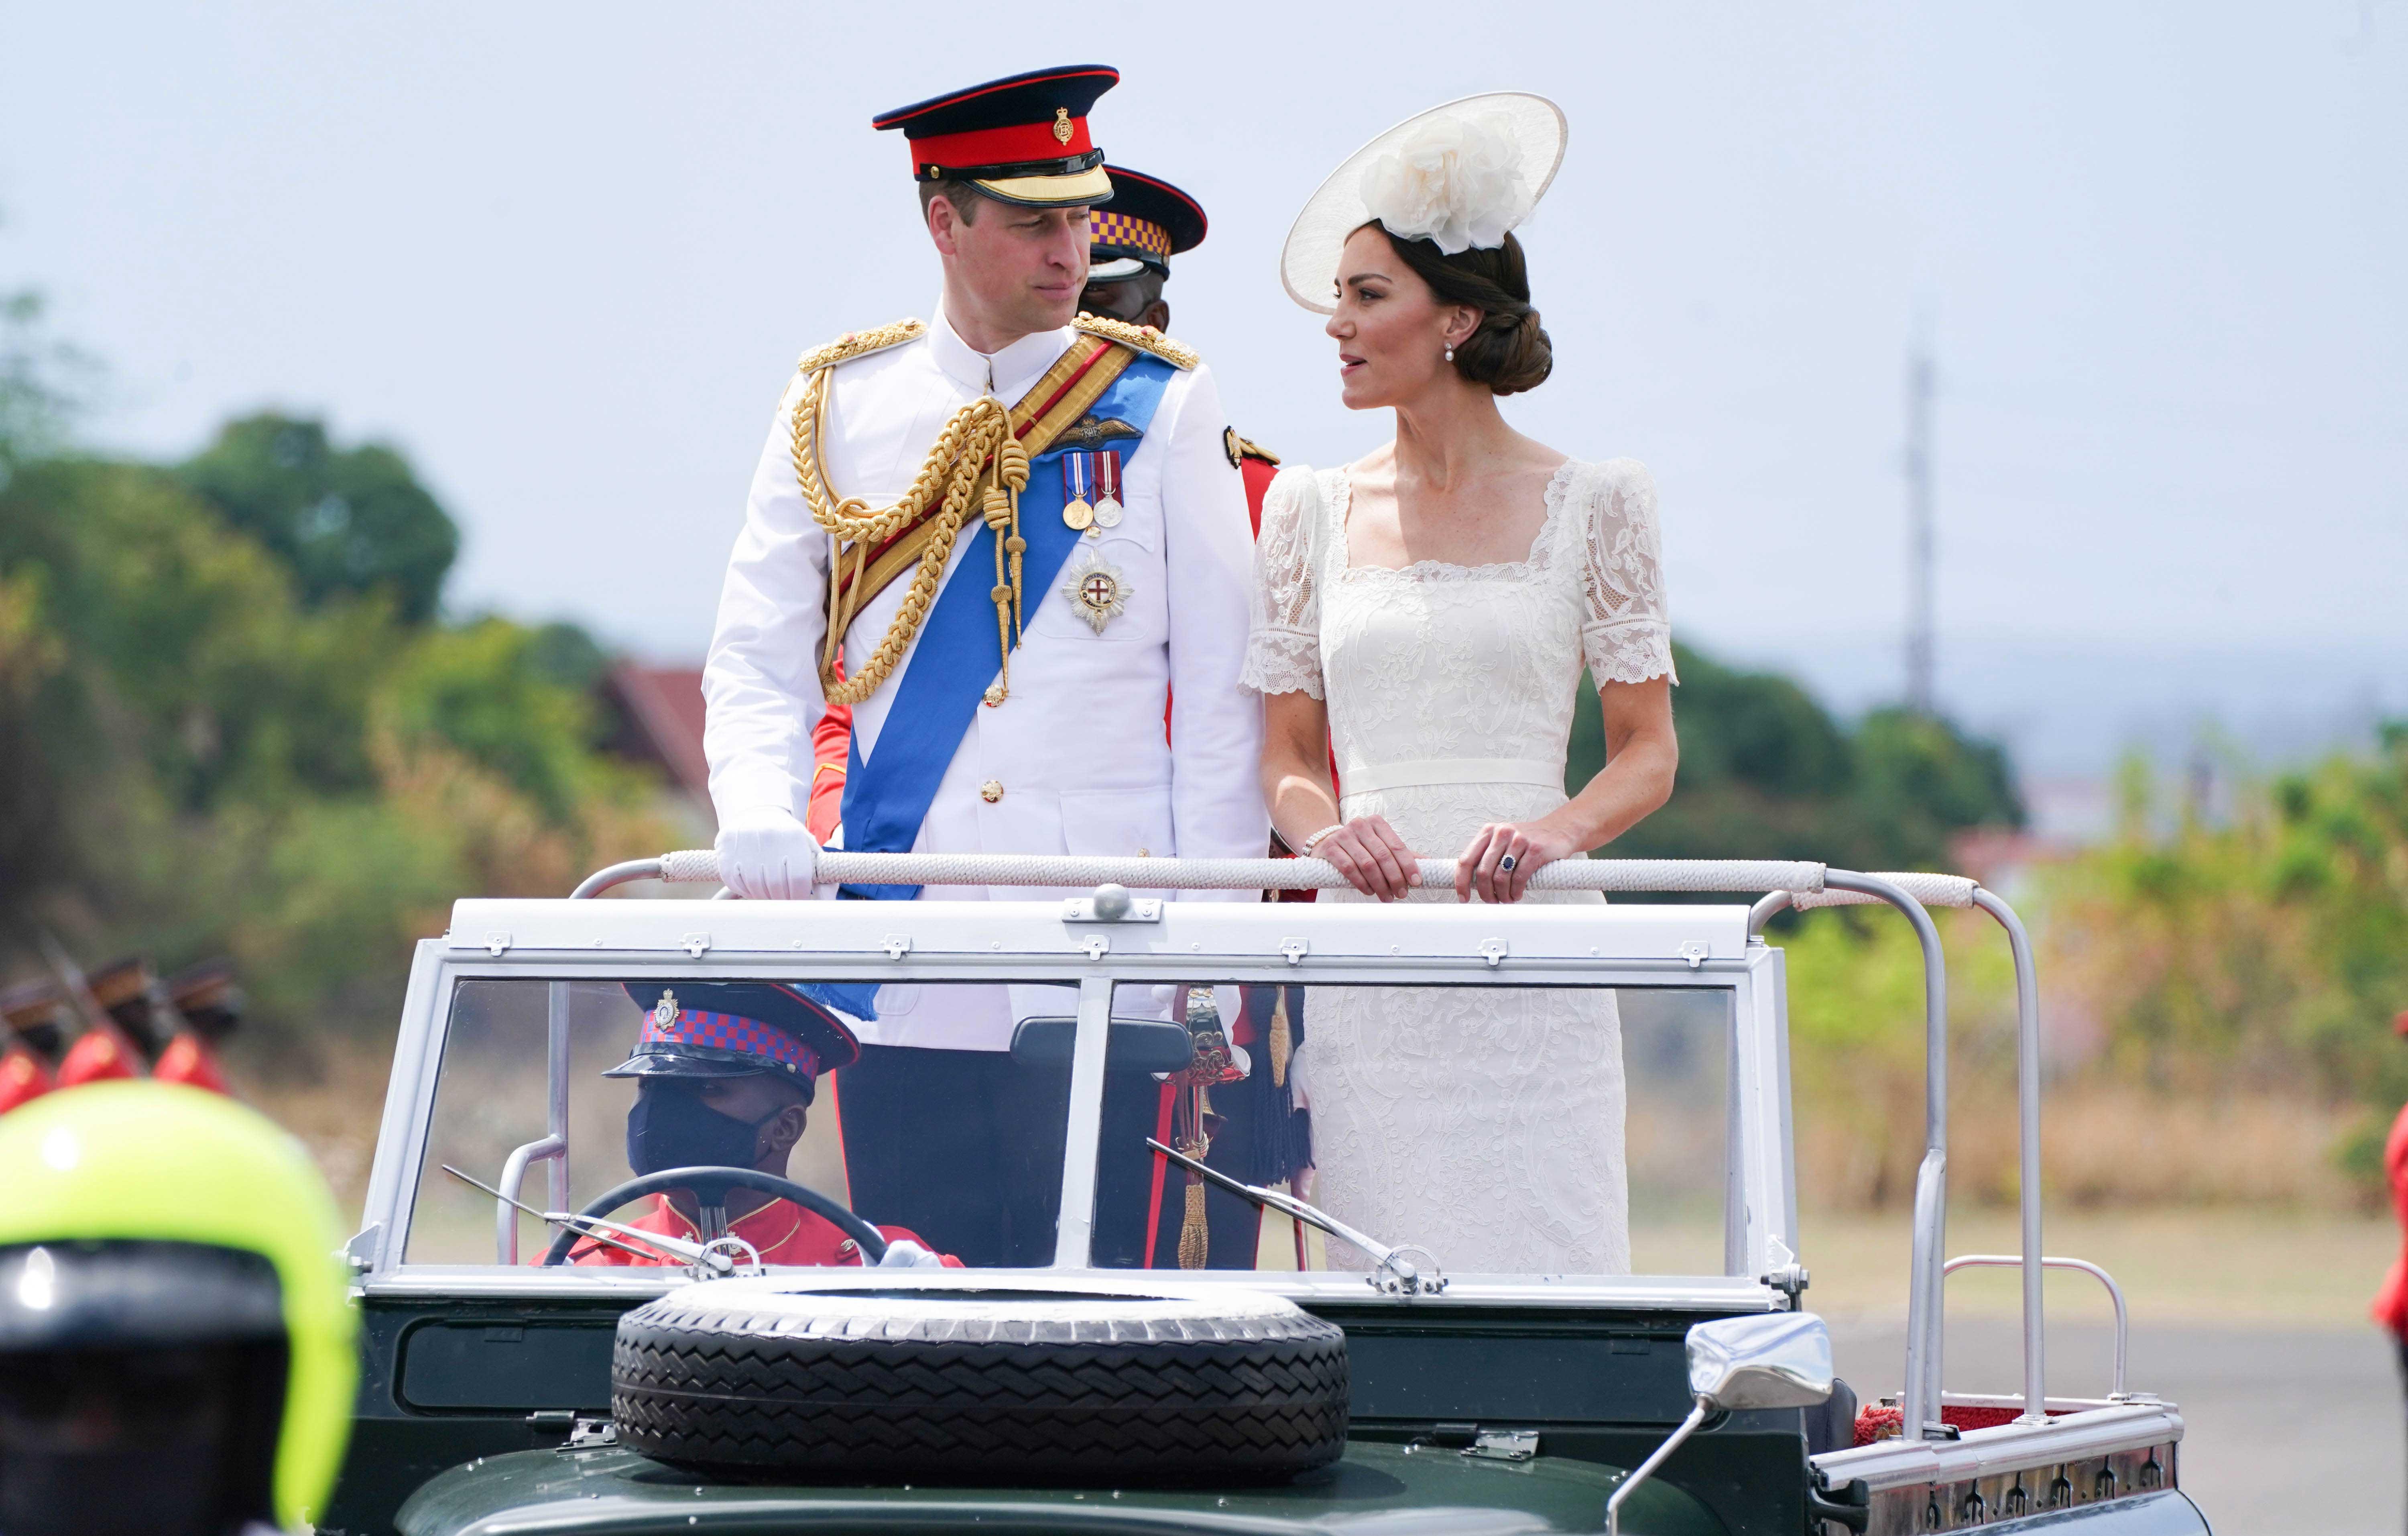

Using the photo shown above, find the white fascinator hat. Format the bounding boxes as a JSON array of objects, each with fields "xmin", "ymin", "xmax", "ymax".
[{"xmin": 1279, "ymin": 92, "xmax": 1567, "ymax": 315}]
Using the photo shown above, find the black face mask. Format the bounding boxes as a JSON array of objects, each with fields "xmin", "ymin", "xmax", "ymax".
[{"xmin": 625, "ymin": 1081, "xmax": 778, "ymax": 1176}]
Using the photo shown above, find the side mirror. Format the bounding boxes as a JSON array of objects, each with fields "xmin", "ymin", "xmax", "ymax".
[
  {"xmin": 1686, "ymin": 1311, "xmax": 1834, "ymax": 1412},
  {"xmin": 1608, "ymin": 1312, "xmax": 1833, "ymax": 1535}
]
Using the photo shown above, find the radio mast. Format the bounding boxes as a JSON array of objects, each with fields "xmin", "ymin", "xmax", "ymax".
[{"xmin": 1904, "ymin": 334, "xmax": 1936, "ymax": 716}]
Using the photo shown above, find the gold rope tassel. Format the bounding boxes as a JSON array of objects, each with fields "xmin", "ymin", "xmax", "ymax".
[
  {"xmin": 1178, "ymin": 1180, "xmax": 1209, "ymax": 1269},
  {"xmin": 998, "ymin": 438, "xmax": 1029, "ymax": 638},
  {"xmin": 791, "ymin": 361, "xmax": 1018, "ymax": 707},
  {"xmin": 984, "ymin": 483, "xmax": 1014, "ymax": 699},
  {"xmin": 1268, "ymin": 991, "xmax": 1292, "ymax": 1088}
]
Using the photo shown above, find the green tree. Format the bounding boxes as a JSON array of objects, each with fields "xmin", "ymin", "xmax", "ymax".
[
  {"xmin": 1567, "ymin": 642, "xmax": 2023, "ymax": 872},
  {"xmin": 378, "ymin": 618, "xmax": 628, "ymax": 823},
  {"xmin": 179, "ymin": 414, "xmax": 459, "ymax": 624}
]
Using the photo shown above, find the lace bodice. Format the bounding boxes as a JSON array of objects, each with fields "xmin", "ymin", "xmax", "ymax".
[
  {"xmin": 1243, "ymin": 458, "xmax": 1675, "ymax": 820},
  {"xmin": 1239, "ymin": 458, "xmax": 1668, "ymax": 1276}
]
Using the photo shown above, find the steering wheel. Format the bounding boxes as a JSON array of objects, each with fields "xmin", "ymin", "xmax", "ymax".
[{"xmin": 539, "ymin": 1166, "xmax": 889, "ymax": 1267}]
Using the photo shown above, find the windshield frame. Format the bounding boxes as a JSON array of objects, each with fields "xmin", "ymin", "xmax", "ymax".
[{"xmin": 355, "ymin": 896, "xmax": 1794, "ymax": 1314}]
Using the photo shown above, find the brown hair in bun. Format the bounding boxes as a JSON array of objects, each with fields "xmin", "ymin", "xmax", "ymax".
[{"xmin": 1375, "ymin": 225, "xmax": 1554, "ymax": 395}]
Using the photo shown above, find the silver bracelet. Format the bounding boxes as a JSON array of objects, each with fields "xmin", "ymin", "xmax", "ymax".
[{"xmin": 1296, "ymin": 824, "xmax": 1343, "ymax": 855}]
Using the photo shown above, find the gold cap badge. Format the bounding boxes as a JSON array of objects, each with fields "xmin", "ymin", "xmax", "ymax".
[{"xmin": 1053, "ymin": 107, "xmax": 1074, "ymax": 145}]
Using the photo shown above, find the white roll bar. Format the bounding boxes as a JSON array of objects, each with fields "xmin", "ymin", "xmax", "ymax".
[
  {"xmin": 1753, "ymin": 875, "xmax": 2050, "ymax": 1432},
  {"xmin": 574, "ymin": 850, "xmax": 1833, "ymax": 900}
]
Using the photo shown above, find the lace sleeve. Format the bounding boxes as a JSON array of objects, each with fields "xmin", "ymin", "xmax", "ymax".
[
  {"xmin": 1578, "ymin": 459, "xmax": 1678, "ymax": 686},
  {"xmin": 1241, "ymin": 466, "xmax": 1325, "ymax": 698}
]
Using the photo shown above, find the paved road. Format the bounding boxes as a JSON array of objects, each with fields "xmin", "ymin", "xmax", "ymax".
[{"xmin": 1828, "ymin": 1314, "xmax": 2401, "ymax": 1534}]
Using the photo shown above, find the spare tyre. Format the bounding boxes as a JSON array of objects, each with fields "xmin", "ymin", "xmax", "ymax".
[{"xmin": 612, "ymin": 1279, "xmax": 1348, "ymax": 1485}]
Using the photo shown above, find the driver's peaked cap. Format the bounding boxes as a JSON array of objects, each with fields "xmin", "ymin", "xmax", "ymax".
[{"xmin": 611, "ymin": 981, "xmax": 870, "ymax": 1084}]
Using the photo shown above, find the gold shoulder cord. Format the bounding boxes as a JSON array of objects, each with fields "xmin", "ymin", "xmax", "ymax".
[
  {"xmin": 1071, "ymin": 312, "xmax": 1198, "ymax": 371},
  {"xmin": 788, "ymin": 320, "xmax": 1032, "ymax": 706}
]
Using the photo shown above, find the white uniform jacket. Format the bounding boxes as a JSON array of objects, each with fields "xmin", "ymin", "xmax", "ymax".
[{"xmin": 703, "ymin": 301, "xmax": 1267, "ymax": 1049}]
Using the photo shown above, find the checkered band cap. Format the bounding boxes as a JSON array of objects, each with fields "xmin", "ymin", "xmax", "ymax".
[
  {"xmin": 637, "ymin": 1008, "xmax": 821, "ymax": 1078},
  {"xmin": 1090, "ymin": 209, "xmax": 1173, "ymax": 260}
]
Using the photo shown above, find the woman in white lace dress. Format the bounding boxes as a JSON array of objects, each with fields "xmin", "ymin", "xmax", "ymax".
[{"xmin": 1243, "ymin": 96, "xmax": 1678, "ymax": 1275}]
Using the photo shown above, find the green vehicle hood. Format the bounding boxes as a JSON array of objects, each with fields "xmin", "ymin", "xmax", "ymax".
[{"xmin": 394, "ymin": 1440, "xmax": 1723, "ymax": 1535}]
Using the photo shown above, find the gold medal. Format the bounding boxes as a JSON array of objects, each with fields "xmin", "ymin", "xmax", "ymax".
[{"xmin": 1061, "ymin": 449, "xmax": 1095, "ymax": 531}]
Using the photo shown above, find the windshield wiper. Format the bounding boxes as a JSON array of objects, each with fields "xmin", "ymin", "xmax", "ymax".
[
  {"xmin": 441, "ymin": 1165, "xmax": 753, "ymax": 1276},
  {"xmin": 1144, "ymin": 1139, "xmax": 1445, "ymax": 1296}
]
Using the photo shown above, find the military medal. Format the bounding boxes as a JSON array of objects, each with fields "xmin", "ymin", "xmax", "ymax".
[
  {"xmin": 1061, "ymin": 452, "xmax": 1095, "ymax": 532},
  {"xmin": 1091, "ymin": 450, "xmax": 1123, "ymax": 528},
  {"xmin": 1061, "ymin": 549, "xmax": 1132, "ymax": 634}
]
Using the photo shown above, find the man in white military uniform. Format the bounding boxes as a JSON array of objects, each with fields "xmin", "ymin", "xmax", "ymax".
[{"xmin": 700, "ymin": 63, "xmax": 1264, "ymax": 1265}]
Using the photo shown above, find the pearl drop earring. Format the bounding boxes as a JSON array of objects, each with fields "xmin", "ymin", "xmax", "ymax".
[{"xmin": 1443, "ymin": 346, "xmax": 1455, "ymax": 362}]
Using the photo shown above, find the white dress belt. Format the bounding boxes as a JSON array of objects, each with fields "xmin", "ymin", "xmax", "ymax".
[{"xmin": 1339, "ymin": 756, "xmax": 1564, "ymax": 796}]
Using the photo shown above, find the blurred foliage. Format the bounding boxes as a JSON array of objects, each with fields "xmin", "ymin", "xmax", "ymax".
[
  {"xmin": 1568, "ymin": 642, "xmax": 2023, "ymax": 872},
  {"xmin": 2040, "ymin": 735, "xmax": 2408, "ymax": 1199},
  {"xmin": 1782, "ymin": 906, "xmax": 2018, "ymax": 1208},
  {"xmin": 180, "ymin": 413, "xmax": 460, "ymax": 624},
  {"xmin": 1769, "ymin": 733, "xmax": 2408, "ymax": 1210},
  {"xmin": 0, "ymin": 336, "xmax": 669, "ymax": 1051},
  {"xmin": 0, "ymin": 287, "xmax": 88, "ymax": 474}
]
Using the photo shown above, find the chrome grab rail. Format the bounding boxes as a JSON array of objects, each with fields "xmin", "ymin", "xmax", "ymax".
[
  {"xmin": 1945, "ymin": 1253, "xmax": 2128, "ymax": 1401},
  {"xmin": 493, "ymin": 1135, "xmax": 563, "ymax": 1265},
  {"xmin": 488, "ymin": 980, "xmax": 575, "ymax": 1264}
]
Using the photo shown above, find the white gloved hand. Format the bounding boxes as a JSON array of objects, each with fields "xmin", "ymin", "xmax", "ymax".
[
  {"xmin": 875, "ymin": 1237, "xmax": 949, "ymax": 1269},
  {"xmin": 712, "ymin": 806, "xmax": 819, "ymax": 900}
]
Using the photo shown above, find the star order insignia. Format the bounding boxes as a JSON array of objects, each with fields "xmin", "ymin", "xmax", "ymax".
[{"xmin": 1061, "ymin": 550, "xmax": 1132, "ymax": 635}]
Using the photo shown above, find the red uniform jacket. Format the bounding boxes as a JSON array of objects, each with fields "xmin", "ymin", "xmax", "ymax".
[
  {"xmin": 0, "ymin": 1047, "xmax": 52, "ymax": 1114},
  {"xmin": 2371, "ymin": 1098, "xmax": 2408, "ymax": 1337},
  {"xmin": 153, "ymin": 1035, "xmax": 231, "ymax": 1094},
  {"xmin": 565, "ymin": 1194, "xmax": 957, "ymax": 1269},
  {"xmin": 56, "ymin": 1024, "xmax": 142, "ymax": 1087}
]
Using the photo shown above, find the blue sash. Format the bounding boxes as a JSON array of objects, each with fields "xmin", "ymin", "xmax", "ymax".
[{"xmin": 838, "ymin": 352, "xmax": 1177, "ymax": 900}]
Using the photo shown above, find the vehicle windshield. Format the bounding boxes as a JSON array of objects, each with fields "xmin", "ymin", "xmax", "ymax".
[{"xmin": 402, "ymin": 972, "xmax": 1733, "ymax": 1279}]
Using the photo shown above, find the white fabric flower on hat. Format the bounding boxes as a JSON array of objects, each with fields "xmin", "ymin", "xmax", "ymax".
[{"xmin": 1357, "ymin": 111, "xmax": 1529, "ymax": 255}]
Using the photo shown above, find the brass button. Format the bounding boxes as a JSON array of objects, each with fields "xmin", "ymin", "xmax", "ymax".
[
  {"xmin": 1136, "ymin": 847, "xmax": 1151, "ymax": 858},
  {"xmin": 980, "ymin": 780, "xmax": 1004, "ymax": 804}
]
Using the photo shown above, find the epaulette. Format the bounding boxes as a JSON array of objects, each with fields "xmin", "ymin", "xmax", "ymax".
[
  {"xmin": 795, "ymin": 318, "xmax": 927, "ymax": 377},
  {"xmin": 1072, "ymin": 312, "xmax": 1197, "ymax": 371},
  {"xmin": 1222, "ymin": 429, "xmax": 1280, "ymax": 470}
]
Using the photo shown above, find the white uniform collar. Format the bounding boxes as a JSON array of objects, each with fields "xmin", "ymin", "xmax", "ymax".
[{"xmin": 929, "ymin": 295, "xmax": 1073, "ymax": 403}]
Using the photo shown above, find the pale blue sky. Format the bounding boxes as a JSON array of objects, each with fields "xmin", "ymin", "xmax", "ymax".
[{"xmin": 4, "ymin": 2, "xmax": 2401, "ymax": 776}]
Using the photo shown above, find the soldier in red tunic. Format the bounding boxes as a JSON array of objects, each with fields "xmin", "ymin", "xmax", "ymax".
[
  {"xmin": 565, "ymin": 981, "xmax": 953, "ymax": 1268},
  {"xmin": 0, "ymin": 980, "xmax": 69, "ymax": 1114},
  {"xmin": 53, "ymin": 956, "xmax": 161, "ymax": 1088},
  {"xmin": 150, "ymin": 959, "xmax": 240, "ymax": 1093},
  {"xmin": 2371, "ymin": 1008, "xmax": 2408, "ymax": 1486}
]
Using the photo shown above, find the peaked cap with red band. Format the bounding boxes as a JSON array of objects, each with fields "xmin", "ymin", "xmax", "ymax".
[
  {"xmin": 609, "ymin": 981, "xmax": 869, "ymax": 1098},
  {"xmin": 1088, "ymin": 166, "xmax": 1207, "ymax": 281},
  {"xmin": 873, "ymin": 64, "xmax": 1120, "ymax": 208}
]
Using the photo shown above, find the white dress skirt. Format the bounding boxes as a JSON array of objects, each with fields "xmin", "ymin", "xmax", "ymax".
[{"xmin": 1241, "ymin": 459, "xmax": 1677, "ymax": 1275}]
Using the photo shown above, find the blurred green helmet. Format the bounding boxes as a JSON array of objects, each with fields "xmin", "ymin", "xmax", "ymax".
[{"xmin": 0, "ymin": 1082, "xmax": 356, "ymax": 1534}]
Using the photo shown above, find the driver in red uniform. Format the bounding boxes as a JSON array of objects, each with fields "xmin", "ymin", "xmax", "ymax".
[{"xmin": 567, "ymin": 981, "xmax": 956, "ymax": 1268}]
